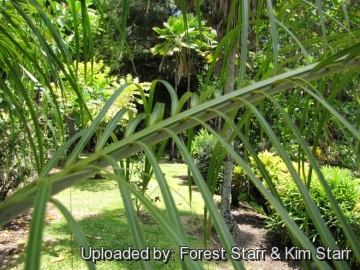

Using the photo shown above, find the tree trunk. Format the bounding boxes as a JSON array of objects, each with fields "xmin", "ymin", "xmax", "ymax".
[
  {"xmin": 170, "ymin": 135, "xmax": 175, "ymax": 161},
  {"xmin": 219, "ymin": 44, "xmax": 241, "ymax": 238},
  {"xmin": 216, "ymin": 116, "xmax": 222, "ymax": 133}
]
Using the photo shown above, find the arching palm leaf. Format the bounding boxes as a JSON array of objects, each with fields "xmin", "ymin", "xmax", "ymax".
[{"xmin": 0, "ymin": 0, "xmax": 359, "ymax": 269}]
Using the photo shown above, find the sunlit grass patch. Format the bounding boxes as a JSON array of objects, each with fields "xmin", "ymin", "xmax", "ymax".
[{"xmin": 8, "ymin": 163, "xmax": 231, "ymax": 269}]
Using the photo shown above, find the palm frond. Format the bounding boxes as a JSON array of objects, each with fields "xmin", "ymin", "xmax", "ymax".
[{"xmin": 1, "ymin": 1, "xmax": 360, "ymax": 269}]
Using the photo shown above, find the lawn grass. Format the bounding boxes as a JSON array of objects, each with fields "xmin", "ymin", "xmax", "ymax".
[{"xmin": 11, "ymin": 163, "xmax": 231, "ymax": 269}]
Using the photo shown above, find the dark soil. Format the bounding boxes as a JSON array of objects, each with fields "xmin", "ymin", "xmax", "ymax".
[
  {"xmin": 0, "ymin": 208, "xmax": 56, "ymax": 269},
  {"xmin": 0, "ymin": 212, "xmax": 31, "ymax": 269},
  {"xmin": 181, "ymin": 206, "xmax": 304, "ymax": 270},
  {"xmin": 230, "ymin": 208, "xmax": 303, "ymax": 270}
]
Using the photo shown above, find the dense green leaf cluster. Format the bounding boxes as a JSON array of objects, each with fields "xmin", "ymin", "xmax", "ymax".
[
  {"xmin": 190, "ymin": 128, "xmax": 224, "ymax": 193},
  {"xmin": 268, "ymin": 164, "xmax": 360, "ymax": 267},
  {"xmin": 233, "ymin": 150, "xmax": 360, "ymax": 267},
  {"xmin": 0, "ymin": 120, "xmax": 33, "ymax": 202},
  {"xmin": 53, "ymin": 60, "xmax": 150, "ymax": 128}
]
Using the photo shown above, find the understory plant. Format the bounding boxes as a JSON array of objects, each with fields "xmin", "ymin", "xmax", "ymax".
[
  {"xmin": 234, "ymin": 151, "xmax": 360, "ymax": 267},
  {"xmin": 0, "ymin": 118, "xmax": 33, "ymax": 202},
  {"xmin": 54, "ymin": 61, "xmax": 151, "ymax": 129},
  {"xmin": 0, "ymin": 91, "xmax": 59, "ymax": 201},
  {"xmin": 129, "ymin": 152, "xmax": 161, "ymax": 219},
  {"xmin": 190, "ymin": 128, "xmax": 224, "ymax": 194},
  {"xmin": 268, "ymin": 165, "xmax": 360, "ymax": 267}
]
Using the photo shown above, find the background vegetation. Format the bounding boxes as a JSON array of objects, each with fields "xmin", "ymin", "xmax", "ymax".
[{"xmin": 0, "ymin": 0, "xmax": 359, "ymax": 269}]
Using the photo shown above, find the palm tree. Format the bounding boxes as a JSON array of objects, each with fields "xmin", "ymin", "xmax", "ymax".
[
  {"xmin": 151, "ymin": 14, "xmax": 216, "ymax": 92},
  {"xmin": 0, "ymin": 0, "xmax": 359, "ymax": 269},
  {"xmin": 151, "ymin": 14, "xmax": 216, "ymax": 160}
]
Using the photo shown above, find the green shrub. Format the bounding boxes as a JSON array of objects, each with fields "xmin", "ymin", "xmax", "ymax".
[
  {"xmin": 233, "ymin": 151, "xmax": 360, "ymax": 267},
  {"xmin": 0, "ymin": 119, "xmax": 33, "ymax": 202},
  {"xmin": 232, "ymin": 165, "xmax": 247, "ymax": 204},
  {"xmin": 266, "ymin": 165, "xmax": 360, "ymax": 245},
  {"xmin": 0, "ymin": 84, "xmax": 62, "ymax": 200},
  {"xmin": 54, "ymin": 61, "xmax": 150, "ymax": 127},
  {"xmin": 266, "ymin": 164, "xmax": 359, "ymax": 267},
  {"xmin": 190, "ymin": 129, "xmax": 224, "ymax": 194},
  {"xmin": 232, "ymin": 151, "xmax": 292, "ymax": 213}
]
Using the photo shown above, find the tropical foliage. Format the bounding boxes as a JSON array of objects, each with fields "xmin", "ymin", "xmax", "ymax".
[
  {"xmin": 0, "ymin": 0, "xmax": 359, "ymax": 270},
  {"xmin": 233, "ymin": 150, "xmax": 360, "ymax": 266},
  {"xmin": 150, "ymin": 13, "xmax": 217, "ymax": 80},
  {"xmin": 54, "ymin": 60, "xmax": 150, "ymax": 127},
  {"xmin": 190, "ymin": 128, "xmax": 224, "ymax": 194},
  {"xmin": 266, "ymin": 165, "xmax": 360, "ymax": 262}
]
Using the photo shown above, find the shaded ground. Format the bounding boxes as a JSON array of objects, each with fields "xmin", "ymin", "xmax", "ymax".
[
  {"xmin": 180, "ymin": 207, "xmax": 303, "ymax": 270},
  {"xmin": 0, "ymin": 204, "xmax": 304, "ymax": 270},
  {"xmin": 0, "ymin": 207, "xmax": 60, "ymax": 270},
  {"xmin": 0, "ymin": 212, "xmax": 31, "ymax": 269},
  {"xmin": 231, "ymin": 208, "xmax": 302, "ymax": 270},
  {"xmin": 176, "ymin": 174, "xmax": 303, "ymax": 270}
]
